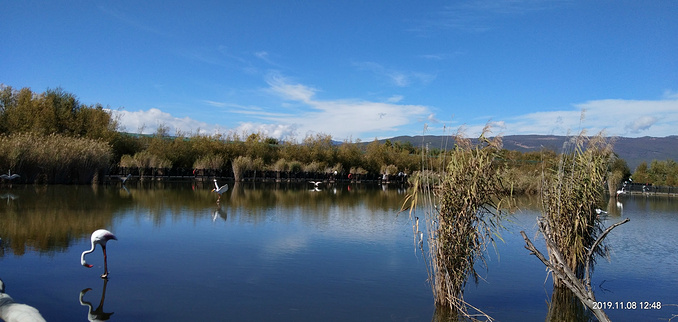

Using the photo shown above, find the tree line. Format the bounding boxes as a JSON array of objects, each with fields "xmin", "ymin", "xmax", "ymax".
[{"xmin": 3, "ymin": 85, "xmax": 675, "ymax": 190}]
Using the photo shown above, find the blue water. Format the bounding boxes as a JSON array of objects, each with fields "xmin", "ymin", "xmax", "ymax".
[{"xmin": 0, "ymin": 183, "xmax": 676, "ymax": 321}]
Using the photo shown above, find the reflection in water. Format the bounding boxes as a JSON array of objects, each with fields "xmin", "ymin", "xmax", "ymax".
[
  {"xmin": 0, "ymin": 278, "xmax": 46, "ymax": 322},
  {"xmin": 0, "ymin": 182, "xmax": 407, "ymax": 257},
  {"xmin": 212, "ymin": 204, "xmax": 227, "ymax": 222},
  {"xmin": 80, "ymin": 279, "xmax": 114, "ymax": 321},
  {"xmin": 1, "ymin": 183, "xmax": 675, "ymax": 320},
  {"xmin": 1, "ymin": 193, "xmax": 18, "ymax": 205},
  {"xmin": 546, "ymin": 286, "xmax": 591, "ymax": 322}
]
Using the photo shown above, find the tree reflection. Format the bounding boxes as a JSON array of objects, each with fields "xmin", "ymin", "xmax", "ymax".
[{"xmin": 0, "ymin": 182, "xmax": 410, "ymax": 256}]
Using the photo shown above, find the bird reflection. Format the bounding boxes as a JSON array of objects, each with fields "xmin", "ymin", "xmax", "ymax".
[
  {"xmin": 1, "ymin": 193, "xmax": 18, "ymax": 205},
  {"xmin": 0, "ymin": 278, "xmax": 46, "ymax": 322},
  {"xmin": 212, "ymin": 205, "xmax": 228, "ymax": 222},
  {"xmin": 79, "ymin": 279, "xmax": 114, "ymax": 321}
]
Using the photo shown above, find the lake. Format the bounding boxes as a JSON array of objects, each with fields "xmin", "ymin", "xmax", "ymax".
[{"xmin": 0, "ymin": 182, "xmax": 676, "ymax": 321}]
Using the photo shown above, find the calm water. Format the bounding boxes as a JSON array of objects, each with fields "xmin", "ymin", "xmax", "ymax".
[{"xmin": 0, "ymin": 182, "xmax": 676, "ymax": 321}]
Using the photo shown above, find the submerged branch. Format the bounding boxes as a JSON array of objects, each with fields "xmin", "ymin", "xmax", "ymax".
[{"xmin": 521, "ymin": 217, "xmax": 630, "ymax": 322}]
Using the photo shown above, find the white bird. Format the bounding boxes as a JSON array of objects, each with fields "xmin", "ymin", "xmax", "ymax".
[
  {"xmin": 212, "ymin": 179, "xmax": 228, "ymax": 203},
  {"xmin": 616, "ymin": 189, "xmax": 625, "ymax": 198},
  {"xmin": 0, "ymin": 279, "xmax": 46, "ymax": 322},
  {"xmin": 120, "ymin": 173, "xmax": 132, "ymax": 185},
  {"xmin": 309, "ymin": 181, "xmax": 322, "ymax": 187},
  {"xmin": 81, "ymin": 229, "xmax": 117, "ymax": 279},
  {"xmin": 595, "ymin": 208, "xmax": 607, "ymax": 215},
  {"xmin": 0, "ymin": 170, "xmax": 20, "ymax": 181}
]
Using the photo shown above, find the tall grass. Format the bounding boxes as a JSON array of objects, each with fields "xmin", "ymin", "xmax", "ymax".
[
  {"xmin": 541, "ymin": 131, "xmax": 612, "ymax": 282},
  {"xmin": 405, "ymin": 126, "xmax": 510, "ymax": 319},
  {"xmin": 232, "ymin": 156, "xmax": 252, "ymax": 181},
  {"xmin": 0, "ymin": 132, "xmax": 111, "ymax": 183}
]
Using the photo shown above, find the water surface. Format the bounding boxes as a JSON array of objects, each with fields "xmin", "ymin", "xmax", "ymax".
[{"xmin": 0, "ymin": 183, "xmax": 676, "ymax": 321}]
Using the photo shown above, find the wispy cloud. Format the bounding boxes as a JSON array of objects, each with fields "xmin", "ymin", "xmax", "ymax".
[
  {"xmin": 97, "ymin": 5, "xmax": 169, "ymax": 36},
  {"xmin": 353, "ymin": 62, "xmax": 435, "ymax": 88},
  {"xmin": 415, "ymin": 0, "xmax": 569, "ymax": 33}
]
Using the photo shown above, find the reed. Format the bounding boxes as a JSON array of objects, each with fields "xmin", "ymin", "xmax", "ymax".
[
  {"xmin": 232, "ymin": 155, "xmax": 252, "ymax": 181},
  {"xmin": 0, "ymin": 132, "xmax": 111, "ymax": 183},
  {"xmin": 404, "ymin": 126, "xmax": 510, "ymax": 319},
  {"xmin": 541, "ymin": 131, "xmax": 612, "ymax": 282},
  {"xmin": 193, "ymin": 154, "xmax": 225, "ymax": 172}
]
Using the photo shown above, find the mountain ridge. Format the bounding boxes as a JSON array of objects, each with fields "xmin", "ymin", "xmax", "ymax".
[{"xmin": 380, "ymin": 135, "xmax": 678, "ymax": 171}]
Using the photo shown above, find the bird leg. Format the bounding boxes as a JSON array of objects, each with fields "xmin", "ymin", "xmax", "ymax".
[{"xmin": 101, "ymin": 246, "xmax": 109, "ymax": 279}]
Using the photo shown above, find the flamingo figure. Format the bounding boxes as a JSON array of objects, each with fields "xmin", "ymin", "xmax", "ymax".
[
  {"xmin": 212, "ymin": 179, "xmax": 228, "ymax": 203},
  {"xmin": 81, "ymin": 229, "xmax": 117, "ymax": 279},
  {"xmin": 0, "ymin": 170, "xmax": 20, "ymax": 181}
]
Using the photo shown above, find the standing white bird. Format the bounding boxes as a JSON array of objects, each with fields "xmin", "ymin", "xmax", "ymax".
[
  {"xmin": 212, "ymin": 179, "xmax": 228, "ymax": 203},
  {"xmin": 81, "ymin": 229, "xmax": 117, "ymax": 279},
  {"xmin": 0, "ymin": 170, "xmax": 20, "ymax": 181}
]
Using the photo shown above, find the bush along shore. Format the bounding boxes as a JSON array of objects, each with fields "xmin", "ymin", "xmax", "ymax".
[{"xmin": 2, "ymin": 85, "xmax": 677, "ymax": 192}]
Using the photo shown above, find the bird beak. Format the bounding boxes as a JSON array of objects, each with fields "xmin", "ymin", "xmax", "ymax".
[{"xmin": 83, "ymin": 263, "xmax": 93, "ymax": 268}]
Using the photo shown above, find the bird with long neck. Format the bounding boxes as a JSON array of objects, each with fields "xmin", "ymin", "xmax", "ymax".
[
  {"xmin": 81, "ymin": 229, "xmax": 117, "ymax": 279},
  {"xmin": 212, "ymin": 179, "xmax": 228, "ymax": 203}
]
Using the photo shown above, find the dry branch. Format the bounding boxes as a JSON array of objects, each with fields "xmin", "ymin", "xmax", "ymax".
[{"xmin": 521, "ymin": 217, "xmax": 630, "ymax": 322}]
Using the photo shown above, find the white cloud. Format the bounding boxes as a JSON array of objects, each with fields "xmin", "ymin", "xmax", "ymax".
[
  {"xmin": 111, "ymin": 108, "xmax": 218, "ymax": 135},
  {"xmin": 259, "ymin": 75, "xmax": 431, "ymax": 140},
  {"xmin": 468, "ymin": 96, "xmax": 678, "ymax": 138},
  {"xmin": 110, "ymin": 74, "xmax": 433, "ymax": 141},
  {"xmin": 625, "ymin": 116, "xmax": 657, "ymax": 134},
  {"xmin": 265, "ymin": 73, "xmax": 316, "ymax": 103}
]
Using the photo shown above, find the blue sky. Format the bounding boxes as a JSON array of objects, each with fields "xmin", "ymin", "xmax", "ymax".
[{"xmin": 2, "ymin": 1, "xmax": 677, "ymax": 141}]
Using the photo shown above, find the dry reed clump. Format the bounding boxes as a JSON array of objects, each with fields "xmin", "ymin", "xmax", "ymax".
[
  {"xmin": 0, "ymin": 132, "xmax": 111, "ymax": 183},
  {"xmin": 119, "ymin": 151, "xmax": 172, "ymax": 177},
  {"xmin": 405, "ymin": 127, "xmax": 511, "ymax": 320},
  {"xmin": 541, "ymin": 132, "xmax": 613, "ymax": 282},
  {"xmin": 193, "ymin": 154, "xmax": 225, "ymax": 171},
  {"xmin": 232, "ymin": 155, "xmax": 252, "ymax": 181}
]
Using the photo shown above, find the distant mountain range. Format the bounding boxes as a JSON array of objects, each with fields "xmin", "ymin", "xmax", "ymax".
[{"xmin": 381, "ymin": 135, "xmax": 678, "ymax": 171}]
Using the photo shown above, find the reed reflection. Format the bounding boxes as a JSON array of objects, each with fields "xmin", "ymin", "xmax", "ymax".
[
  {"xmin": 546, "ymin": 286, "xmax": 592, "ymax": 322},
  {"xmin": 79, "ymin": 279, "xmax": 114, "ymax": 321},
  {"xmin": 0, "ymin": 183, "xmax": 411, "ymax": 257},
  {"xmin": 0, "ymin": 278, "xmax": 46, "ymax": 322},
  {"xmin": 0, "ymin": 186, "xmax": 123, "ymax": 256}
]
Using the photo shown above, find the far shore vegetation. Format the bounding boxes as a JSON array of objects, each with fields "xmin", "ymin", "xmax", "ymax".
[{"xmin": 1, "ymin": 85, "xmax": 677, "ymax": 190}]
